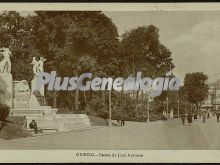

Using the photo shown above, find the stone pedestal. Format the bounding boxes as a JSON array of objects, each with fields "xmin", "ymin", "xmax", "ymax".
[
  {"xmin": 29, "ymin": 94, "xmax": 41, "ymax": 109},
  {"xmin": 13, "ymin": 80, "xmax": 31, "ymax": 109},
  {"xmin": 0, "ymin": 73, "xmax": 13, "ymax": 109},
  {"xmin": 31, "ymin": 78, "xmax": 44, "ymax": 96}
]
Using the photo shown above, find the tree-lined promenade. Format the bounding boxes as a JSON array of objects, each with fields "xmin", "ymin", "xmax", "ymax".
[
  {"xmin": 0, "ymin": 116, "xmax": 219, "ymax": 150},
  {"xmin": 0, "ymin": 11, "xmax": 209, "ymax": 123}
]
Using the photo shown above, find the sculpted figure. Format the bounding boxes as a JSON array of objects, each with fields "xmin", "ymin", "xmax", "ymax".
[
  {"xmin": 0, "ymin": 47, "xmax": 12, "ymax": 73},
  {"xmin": 31, "ymin": 56, "xmax": 46, "ymax": 96},
  {"xmin": 31, "ymin": 57, "xmax": 46, "ymax": 78}
]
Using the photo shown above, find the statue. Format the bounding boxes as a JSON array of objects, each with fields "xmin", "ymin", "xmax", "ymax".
[
  {"xmin": 0, "ymin": 47, "xmax": 11, "ymax": 74},
  {"xmin": 31, "ymin": 57, "xmax": 46, "ymax": 96},
  {"xmin": 31, "ymin": 57, "xmax": 46, "ymax": 78}
]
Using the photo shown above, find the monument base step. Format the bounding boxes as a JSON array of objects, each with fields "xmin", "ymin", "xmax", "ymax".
[
  {"xmin": 41, "ymin": 128, "xmax": 58, "ymax": 133},
  {"xmin": 25, "ymin": 113, "xmax": 92, "ymax": 132}
]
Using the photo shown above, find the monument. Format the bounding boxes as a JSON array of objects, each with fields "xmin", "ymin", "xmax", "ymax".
[
  {"xmin": 13, "ymin": 80, "xmax": 31, "ymax": 109},
  {"xmin": 31, "ymin": 56, "xmax": 46, "ymax": 96},
  {"xmin": 10, "ymin": 55, "xmax": 59, "ymax": 131},
  {"xmin": 0, "ymin": 47, "xmax": 13, "ymax": 109},
  {"xmin": 0, "ymin": 50, "xmax": 91, "ymax": 133}
]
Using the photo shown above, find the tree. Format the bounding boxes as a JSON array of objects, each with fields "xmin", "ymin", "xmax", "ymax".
[
  {"xmin": 32, "ymin": 11, "xmax": 120, "ymax": 110},
  {"xmin": 183, "ymin": 72, "xmax": 209, "ymax": 112},
  {"xmin": 120, "ymin": 25, "xmax": 175, "ymax": 102},
  {"xmin": 120, "ymin": 25, "xmax": 174, "ymax": 78},
  {"xmin": 0, "ymin": 11, "xmax": 38, "ymax": 83}
]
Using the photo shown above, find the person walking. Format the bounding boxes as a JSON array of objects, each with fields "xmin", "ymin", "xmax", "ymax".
[
  {"xmin": 162, "ymin": 110, "xmax": 167, "ymax": 120},
  {"xmin": 180, "ymin": 114, "xmax": 186, "ymax": 125},
  {"xmin": 117, "ymin": 119, "xmax": 120, "ymax": 127},
  {"xmin": 121, "ymin": 120, "xmax": 125, "ymax": 126},
  {"xmin": 207, "ymin": 112, "xmax": 210, "ymax": 119},
  {"xmin": 202, "ymin": 111, "xmax": 207, "ymax": 123},
  {"xmin": 216, "ymin": 112, "xmax": 220, "ymax": 123},
  {"xmin": 194, "ymin": 113, "xmax": 197, "ymax": 120},
  {"xmin": 187, "ymin": 113, "xmax": 193, "ymax": 126}
]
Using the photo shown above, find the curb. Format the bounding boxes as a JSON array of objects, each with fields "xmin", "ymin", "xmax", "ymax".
[{"xmin": 0, "ymin": 126, "xmax": 106, "ymax": 142}]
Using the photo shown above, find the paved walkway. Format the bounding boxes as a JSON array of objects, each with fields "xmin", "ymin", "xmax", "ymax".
[{"xmin": 0, "ymin": 116, "xmax": 219, "ymax": 150}]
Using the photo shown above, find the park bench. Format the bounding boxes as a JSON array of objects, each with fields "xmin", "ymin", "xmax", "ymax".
[
  {"xmin": 39, "ymin": 127, "xmax": 58, "ymax": 133},
  {"xmin": 28, "ymin": 127, "xmax": 58, "ymax": 134}
]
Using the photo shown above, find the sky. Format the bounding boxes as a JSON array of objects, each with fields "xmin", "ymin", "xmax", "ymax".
[
  {"xmin": 103, "ymin": 11, "xmax": 220, "ymax": 83},
  {"xmin": 15, "ymin": 11, "xmax": 220, "ymax": 83}
]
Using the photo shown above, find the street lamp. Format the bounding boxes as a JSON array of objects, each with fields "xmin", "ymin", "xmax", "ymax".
[
  {"xmin": 177, "ymin": 100, "xmax": 180, "ymax": 118},
  {"xmin": 146, "ymin": 88, "xmax": 154, "ymax": 123},
  {"xmin": 108, "ymin": 91, "xmax": 112, "ymax": 127},
  {"xmin": 147, "ymin": 96, "xmax": 150, "ymax": 123},
  {"xmin": 190, "ymin": 104, "xmax": 192, "ymax": 114},
  {"xmin": 166, "ymin": 97, "xmax": 169, "ymax": 119}
]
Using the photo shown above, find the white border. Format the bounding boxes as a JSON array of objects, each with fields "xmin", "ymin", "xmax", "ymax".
[
  {"xmin": 0, "ymin": 3, "xmax": 220, "ymax": 11},
  {"xmin": 0, "ymin": 3, "xmax": 220, "ymax": 163},
  {"xmin": 0, "ymin": 150, "xmax": 220, "ymax": 163}
]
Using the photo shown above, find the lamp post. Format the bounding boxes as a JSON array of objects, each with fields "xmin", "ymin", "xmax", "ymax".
[
  {"xmin": 146, "ymin": 88, "xmax": 154, "ymax": 123},
  {"xmin": 108, "ymin": 91, "xmax": 112, "ymax": 127},
  {"xmin": 166, "ymin": 97, "xmax": 169, "ymax": 119},
  {"xmin": 147, "ymin": 96, "xmax": 150, "ymax": 123},
  {"xmin": 178, "ymin": 100, "xmax": 180, "ymax": 118},
  {"xmin": 190, "ymin": 104, "xmax": 192, "ymax": 114}
]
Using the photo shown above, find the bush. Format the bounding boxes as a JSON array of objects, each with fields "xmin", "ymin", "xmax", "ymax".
[
  {"xmin": 0, "ymin": 104, "xmax": 10, "ymax": 121},
  {"xmin": 0, "ymin": 123, "xmax": 32, "ymax": 140}
]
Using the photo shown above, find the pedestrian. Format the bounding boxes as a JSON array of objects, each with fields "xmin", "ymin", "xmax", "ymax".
[
  {"xmin": 207, "ymin": 112, "xmax": 210, "ymax": 119},
  {"xmin": 216, "ymin": 112, "xmax": 220, "ymax": 123},
  {"xmin": 180, "ymin": 114, "xmax": 186, "ymax": 125},
  {"xmin": 162, "ymin": 110, "xmax": 166, "ymax": 120},
  {"xmin": 194, "ymin": 113, "xmax": 197, "ymax": 120},
  {"xmin": 121, "ymin": 119, "xmax": 125, "ymax": 126},
  {"xmin": 187, "ymin": 113, "xmax": 193, "ymax": 126},
  {"xmin": 202, "ymin": 111, "xmax": 207, "ymax": 123}
]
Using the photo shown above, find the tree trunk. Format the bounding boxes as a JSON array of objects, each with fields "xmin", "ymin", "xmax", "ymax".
[
  {"xmin": 108, "ymin": 91, "xmax": 112, "ymax": 126},
  {"xmin": 83, "ymin": 91, "xmax": 87, "ymax": 111},
  {"xmin": 89, "ymin": 89, "xmax": 92, "ymax": 100},
  {"xmin": 73, "ymin": 71, "xmax": 79, "ymax": 111},
  {"xmin": 101, "ymin": 91, "xmax": 105, "ymax": 105},
  {"xmin": 136, "ymin": 90, "xmax": 139, "ymax": 100},
  {"xmin": 75, "ymin": 89, "xmax": 79, "ymax": 110},
  {"xmin": 52, "ymin": 91, "xmax": 58, "ymax": 108},
  {"xmin": 120, "ymin": 90, "xmax": 123, "ymax": 108},
  {"xmin": 141, "ymin": 91, "xmax": 144, "ymax": 100}
]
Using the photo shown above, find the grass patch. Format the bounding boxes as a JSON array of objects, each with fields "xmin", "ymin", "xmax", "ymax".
[
  {"xmin": 0, "ymin": 116, "xmax": 32, "ymax": 140},
  {"xmin": 88, "ymin": 115, "xmax": 108, "ymax": 126}
]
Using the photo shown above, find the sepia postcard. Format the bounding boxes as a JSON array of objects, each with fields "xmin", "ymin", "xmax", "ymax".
[{"xmin": 0, "ymin": 2, "xmax": 220, "ymax": 163}]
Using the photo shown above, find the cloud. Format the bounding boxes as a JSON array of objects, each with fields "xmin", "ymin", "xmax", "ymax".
[
  {"xmin": 191, "ymin": 21, "xmax": 220, "ymax": 41},
  {"xmin": 169, "ymin": 20, "xmax": 220, "ymax": 83},
  {"xmin": 171, "ymin": 21, "xmax": 220, "ymax": 44},
  {"xmin": 172, "ymin": 34, "xmax": 196, "ymax": 44}
]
